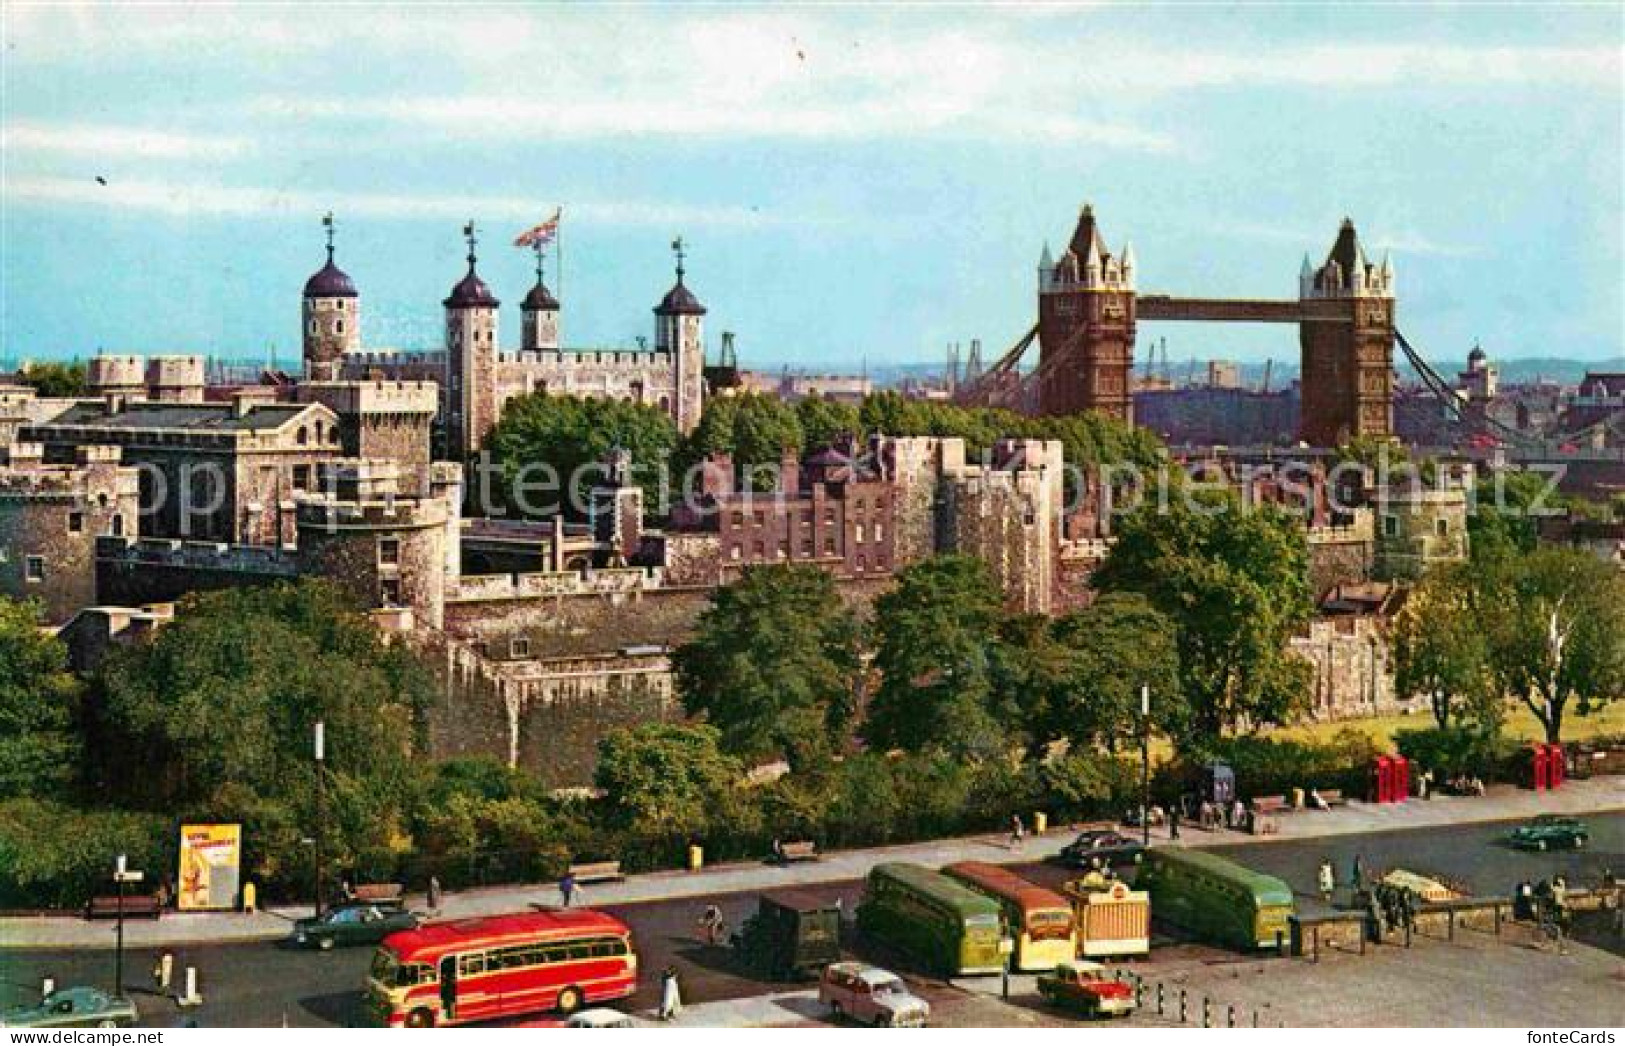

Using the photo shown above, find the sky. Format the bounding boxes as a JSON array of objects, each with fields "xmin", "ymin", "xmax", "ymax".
[{"xmin": 1, "ymin": 2, "xmax": 1621, "ymax": 372}]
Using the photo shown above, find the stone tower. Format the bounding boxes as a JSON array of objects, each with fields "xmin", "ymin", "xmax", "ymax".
[
  {"xmin": 302, "ymin": 213, "xmax": 360, "ymax": 377},
  {"xmin": 1036, "ymin": 205, "xmax": 1136, "ymax": 422},
  {"xmin": 653, "ymin": 237, "xmax": 707, "ymax": 434},
  {"xmin": 444, "ymin": 222, "xmax": 501, "ymax": 460},
  {"xmin": 519, "ymin": 246, "xmax": 560, "ymax": 353},
  {"xmin": 1299, "ymin": 218, "xmax": 1395, "ymax": 447}
]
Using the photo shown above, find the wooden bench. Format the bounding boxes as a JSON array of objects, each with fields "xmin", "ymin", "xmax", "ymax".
[
  {"xmin": 775, "ymin": 841, "xmax": 820, "ymax": 864},
  {"xmin": 1252, "ymin": 795, "xmax": 1292, "ymax": 816},
  {"xmin": 568, "ymin": 861, "xmax": 624, "ymax": 884},
  {"xmin": 351, "ymin": 882, "xmax": 403, "ymax": 903},
  {"xmin": 85, "ymin": 894, "xmax": 162, "ymax": 920}
]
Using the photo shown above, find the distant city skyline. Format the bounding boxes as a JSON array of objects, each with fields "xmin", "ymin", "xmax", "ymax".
[{"xmin": 2, "ymin": 4, "xmax": 1621, "ymax": 369}]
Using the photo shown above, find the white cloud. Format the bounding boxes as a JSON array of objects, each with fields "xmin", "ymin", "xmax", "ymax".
[
  {"xmin": 0, "ymin": 175, "xmax": 801, "ymax": 229},
  {"xmin": 0, "ymin": 122, "xmax": 250, "ymax": 160}
]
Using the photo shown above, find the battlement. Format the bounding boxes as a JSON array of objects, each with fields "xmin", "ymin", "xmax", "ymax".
[
  {"xmin": 450, "ymin": 566, "xmax": 663, "ymax": 602},
  {"xmin": 295, "ymin": 494, "xmax": 450, "ymax": 530},
  {"xmin": 296, "ymin": 379, "xmax": 441, "ymax": 416},
  {"xmin": 87, "ymin": 355, "xmax": 146, "ymax": 391},
  {"xmin": 95, "ymin": 536, "xmax": 299, "ymax": 575},
  {"xmin": 498, "ymin": 348, "xmax": 675, "ymax": 368}
]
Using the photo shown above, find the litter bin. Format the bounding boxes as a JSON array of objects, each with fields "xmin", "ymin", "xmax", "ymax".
[
  {"xmin": 242, "ymin": 881, "xmax": 256, "ymax": 914},
  {"xmin": 688, "ymin": 844, "xmax": 704, "ymax": 872},
  {"xmin": 1291, "ymin": 787, "xmax": 1305, "ymax": 809},
  {"xmin": 1034, "ymin": 812, "xmax": 1048, "ymax": 835}
]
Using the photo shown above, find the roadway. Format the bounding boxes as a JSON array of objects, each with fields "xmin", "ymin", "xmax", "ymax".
[{"xmin": 2, "ymin": 812, "xmax": 1619, "ymax": 1027}]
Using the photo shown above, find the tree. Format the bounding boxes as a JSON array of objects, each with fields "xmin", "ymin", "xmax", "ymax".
[
  {"xmin": 1389, "ymin": 562, "xmax": 1499, "ymax": 730},
  {"xmin": 1470, "ymin": 469, "xmax": 1562, "ymax": 561},
  {"xmin": 90, "ymin": 582, "xmax": 430, "ymax": 814},
  {"xmin": 1042, "ymin": 593, "xmax": 1184, "ymax": 751},
  {"xmin": 594, "ymin": 723, "xmax": 742, "ymax": 839},
  {"xmin": 18, "ymin": 361, "xmax": 86, "ymax": 398},
  {"xmin": 1093, "ymin": 494, "xmax": 1314, "ymax": 746},
  {"xmin": 486, "ymin": 393, "xmax": 677, "ymax": 519},
  {"xmin": 679, "ymin": 393, "xmax": 804, "ymax": 492},
  {"xmin": 865, "ymin": 556, "xmax": 1010, "ymax": 759},
  {"xmin": 1482, "ymin": 546, "xmax": 1625, "ymax": 743},
  {"xmin": 673, "ymin": 565, "xmax": 861, "ymax": 768},
  {"xmin": 796, "ymin": 395, "xmax": 863, "ymax": 451},
  {"xmin": 0, "ymin": 598, "xmax": 81, "ymax": 800}
]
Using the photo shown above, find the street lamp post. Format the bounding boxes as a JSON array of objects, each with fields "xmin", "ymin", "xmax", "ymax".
[
  {"xmin": 313, "ymin": 720, "xmax": 326, "ymax": 919},
  {"xmin": 1140, "ymin": 684, "xmax": 1152, "ymax": 848},
  {"xmin": 112, "ymin": 854, "xmax": 143, "ymax": 997}
]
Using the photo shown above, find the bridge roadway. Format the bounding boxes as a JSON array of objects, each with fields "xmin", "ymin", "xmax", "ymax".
[{"xmin": 3, "ymin": 813, "xmax": 1618, "ymax": 1027}]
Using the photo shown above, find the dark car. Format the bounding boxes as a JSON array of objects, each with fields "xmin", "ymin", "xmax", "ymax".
[
  {"xmin": 1055, "ymin": 830, "xmax": 1146, "ymax": 869},
  {"xmin": 291, "ymin": 902, "xmax": 418, "ymax": 950},
  {"xmin": 1509, "ymin": 815, "xmax": 1589, "ymax": 851}
]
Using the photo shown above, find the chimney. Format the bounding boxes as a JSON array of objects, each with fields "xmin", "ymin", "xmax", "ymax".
[{"xmin": 780, "ymin": 448, "xmax": 801, "ymax": 496}]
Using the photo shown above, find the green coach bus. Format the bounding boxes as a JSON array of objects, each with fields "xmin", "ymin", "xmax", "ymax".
[
  {"xmin": 1137, "ymin": 848, "xmax": 1295, "ymax": 952},
  {"xmin": 856, "ymin": 863, "xmax": 1005, "ymax": 976}
]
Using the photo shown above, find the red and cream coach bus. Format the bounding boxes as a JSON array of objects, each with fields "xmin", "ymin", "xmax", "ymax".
[
  {"xmin": 365, "ymin": 910, "xmax": 638, "ymax": 1027},
  {"xmin": 941, "ymin": 861, "xmax": 1076, "ymax": 972}
]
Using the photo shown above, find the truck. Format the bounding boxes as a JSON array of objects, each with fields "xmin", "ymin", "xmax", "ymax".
[{"xmin": 731, "ymin": 889, "xmax": 843, "ymax": 980}]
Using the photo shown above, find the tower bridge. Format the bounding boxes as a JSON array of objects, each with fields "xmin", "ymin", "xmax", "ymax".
[{"xmin": 957, "ymin": 206, "xmax": 1397, "ymax": 448}]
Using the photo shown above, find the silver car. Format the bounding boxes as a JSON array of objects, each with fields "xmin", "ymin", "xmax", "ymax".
[{"xmin": 818, "ymin": 962, "xmax": 930, "ymax": 1027}]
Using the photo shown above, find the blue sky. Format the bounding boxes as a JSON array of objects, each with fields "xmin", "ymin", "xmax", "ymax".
[{"xmin": 2, "ymin": 3, "xmax": 1621, "ymax": 370}]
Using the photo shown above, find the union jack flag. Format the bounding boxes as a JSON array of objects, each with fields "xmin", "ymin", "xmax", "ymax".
[{"xmin": 514, "ymin": 207, "xmax": 562, "ymax": 248}]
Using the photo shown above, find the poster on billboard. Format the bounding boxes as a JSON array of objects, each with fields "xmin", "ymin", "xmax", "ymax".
[{"xmin": 178, "ymin": 823, "xmax": 242, "ymax": 911}]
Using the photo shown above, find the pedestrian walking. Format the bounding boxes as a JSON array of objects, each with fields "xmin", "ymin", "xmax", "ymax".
[
  {"xmin": 559, "ymin": 871, "xmax": 578, "ymax": 909},
  {"xmin": 1168, "ymin": 806, "xmax": 1181, "ymax": 840},
  {"xmin": 426, "ymin": 875, "xmax": 442, "ymax": 914},
  {"xmin": 1009, "ymin": 814, "xmax": 1026, "ymax": 850},
  {"xmin": 1317, "ymin": 859, "xmax": 1335, "ymax": 904},
  {"xmin": 1351, "ymin": 854, "xmax": 1365, "ymax": 893},
  {"xmin": 659, "ymin": 966, "xmax": 684, "ymax": 1021}
]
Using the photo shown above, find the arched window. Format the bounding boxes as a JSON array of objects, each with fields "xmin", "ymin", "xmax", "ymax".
[{"xmin": 297, "ymin": 426, "xmax": 308, "ymax": 446}]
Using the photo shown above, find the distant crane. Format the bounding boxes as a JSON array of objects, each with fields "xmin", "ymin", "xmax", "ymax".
[{"xmin": 1260, "ymin": 358, "xmax": 1273, "ymax": 394}]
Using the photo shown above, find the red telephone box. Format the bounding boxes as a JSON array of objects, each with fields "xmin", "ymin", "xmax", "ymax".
[
  {"xmin": 1546, "ymin": 743, "xmax": 1565, "ymax": 789},
  {"xmin": 1530, "ymin": 744, "xmax": 1549, "ymax": 791},
  {"xmin": 1373, "ymin": 755, "xmax": 1393, "ymax": 803},
  {"xmin": 1391, "ymin": 755, "xmax": 1410, "ymax": 802}
]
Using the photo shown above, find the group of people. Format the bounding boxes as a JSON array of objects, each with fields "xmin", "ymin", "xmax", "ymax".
[
  {"xmin": 1365, "ymin": 880, "xmax": 1421, "ymax": 936},
  {"xmin": 1514, "ymin": 876, "xmax": 1572, "ymax": 932}
]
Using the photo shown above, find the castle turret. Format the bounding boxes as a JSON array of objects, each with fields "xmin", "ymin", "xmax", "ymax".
[
  {"xmin": 444, "ymin": 222, "xmax": 501, "ymax": 459},
  {"xmin": 653, "ymin": 237, "xmax": 706, "ymax": 434},
  {"xmin": 302, "ymin": 212, "xmax": 360, "ymax": 376},
  {"xmin": 519, "ymin": 245, "xmax": 560, "ymax": 353},
  {"xmin": 1299, "ymin": 218, "xmax": 1396, "ymax": 446},
  {"xmin": 1035, "ymin": 204, "xmax": 1136, "ymax": 422}
]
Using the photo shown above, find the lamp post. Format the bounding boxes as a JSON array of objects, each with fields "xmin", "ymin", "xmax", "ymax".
[
  {"xmin": 1140, "ymin": 684, "xmax": 1152, "ymax": 848},
  {"xmin": 313, "ymin": 720, "xmax": 326, "ymax": 919},
  {"xmin": 112, "ymin": 854, "xmax": 143, "ymax": 997}
]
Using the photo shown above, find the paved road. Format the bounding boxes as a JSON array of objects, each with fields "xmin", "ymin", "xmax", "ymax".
[{"xmin": 3, "ymin": 812, "xmax": 1618, "ymax": 1027}]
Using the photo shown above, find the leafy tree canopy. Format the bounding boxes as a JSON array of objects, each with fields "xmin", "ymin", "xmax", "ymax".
[
  {"xmin": 0, "ymin": 598, "xmax": 81, "ymax": 800},
  {"xmin": 1093, "ymin": 494, "xmax": 1314, "ymax": 746},
  {"xmin": 594, "ymin": 723, "xmax": 743, "ymax": 839},
  {"xmin": 18, "ymin": 361, "xmax": 87, "ymax": 399},
  {"xmin": 673, "ymin": 565, "xmax": 862, "ymax": 768},
  {"xmin": 90, "ymin": 581, "xmax": 431, "ymax": 814},
  {"xmin": 486, "ymin": 393, "xmax": 677, "ymax": 519},
  {"xmin": 865, "ymin": 556, "xmax": 1012, "ymax": 759},
  {"xmin": 1390, "ymin": 562, "xmax": 1500, "ymax": 731}
]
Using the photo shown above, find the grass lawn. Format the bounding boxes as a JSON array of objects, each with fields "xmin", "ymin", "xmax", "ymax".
[{"xmin": 1265, "ymin": 700, "xmax": 1625, "ymax": 749}]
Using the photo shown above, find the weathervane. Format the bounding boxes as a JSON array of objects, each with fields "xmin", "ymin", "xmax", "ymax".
[
  {"xmin": 322, "ymin": 211, "xmax": 335, "ymax": 260},
  {"xmin": 463, "ymin": 220, "xmax": 479, "ymax": 268},
  {"xmin": 672, "ymin": 236, "xmax": 686, "ymax": 281}
]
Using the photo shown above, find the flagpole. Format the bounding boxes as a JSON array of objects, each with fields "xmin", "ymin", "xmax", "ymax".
[{"xmin": 556, "ymin": 207, "xmax": 564, "ymax": 336}]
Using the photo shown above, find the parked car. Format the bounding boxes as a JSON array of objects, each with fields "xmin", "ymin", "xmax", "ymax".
[
  {"xmin": 567, "ymin": 1008, "xmax": 636, "ymax": 1028},
  {"xmin": 291, "ymin": 901, "xmax": 418, "ymax": 950},
  {"xmin": 1509, "ymin": 815, "xmax": 1589, "ymax": 851},
  {"xmin": 1036, "ymin": 961, "xmax": 1136, "ymax": 1018},
  {"xmin": 1055, "ymin": 830, "xmax": 1145, "ymax": 869},
  {"xmin": 817, "ymin": 962, "xmax": 930, "ymax": 1027},
  {"xmin": 0, "ymin": 988, "xmax": 139, "ymax": 1028}
]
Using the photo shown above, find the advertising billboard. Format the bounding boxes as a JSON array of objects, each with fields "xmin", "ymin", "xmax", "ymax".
[{"xmin": 178, "ymin": 823, "xmax": 242, "ymax": 911}]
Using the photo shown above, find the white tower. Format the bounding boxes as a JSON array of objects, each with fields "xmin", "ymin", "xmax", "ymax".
[{"xmin": 302, "ymin": 212, "xmax": 360, "ymax": 377}]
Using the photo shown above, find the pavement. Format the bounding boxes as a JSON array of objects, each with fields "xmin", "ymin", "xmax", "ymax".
[{"xmin": 5, "ymin": 774, "xmax": 1620, "ymax": 951}]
